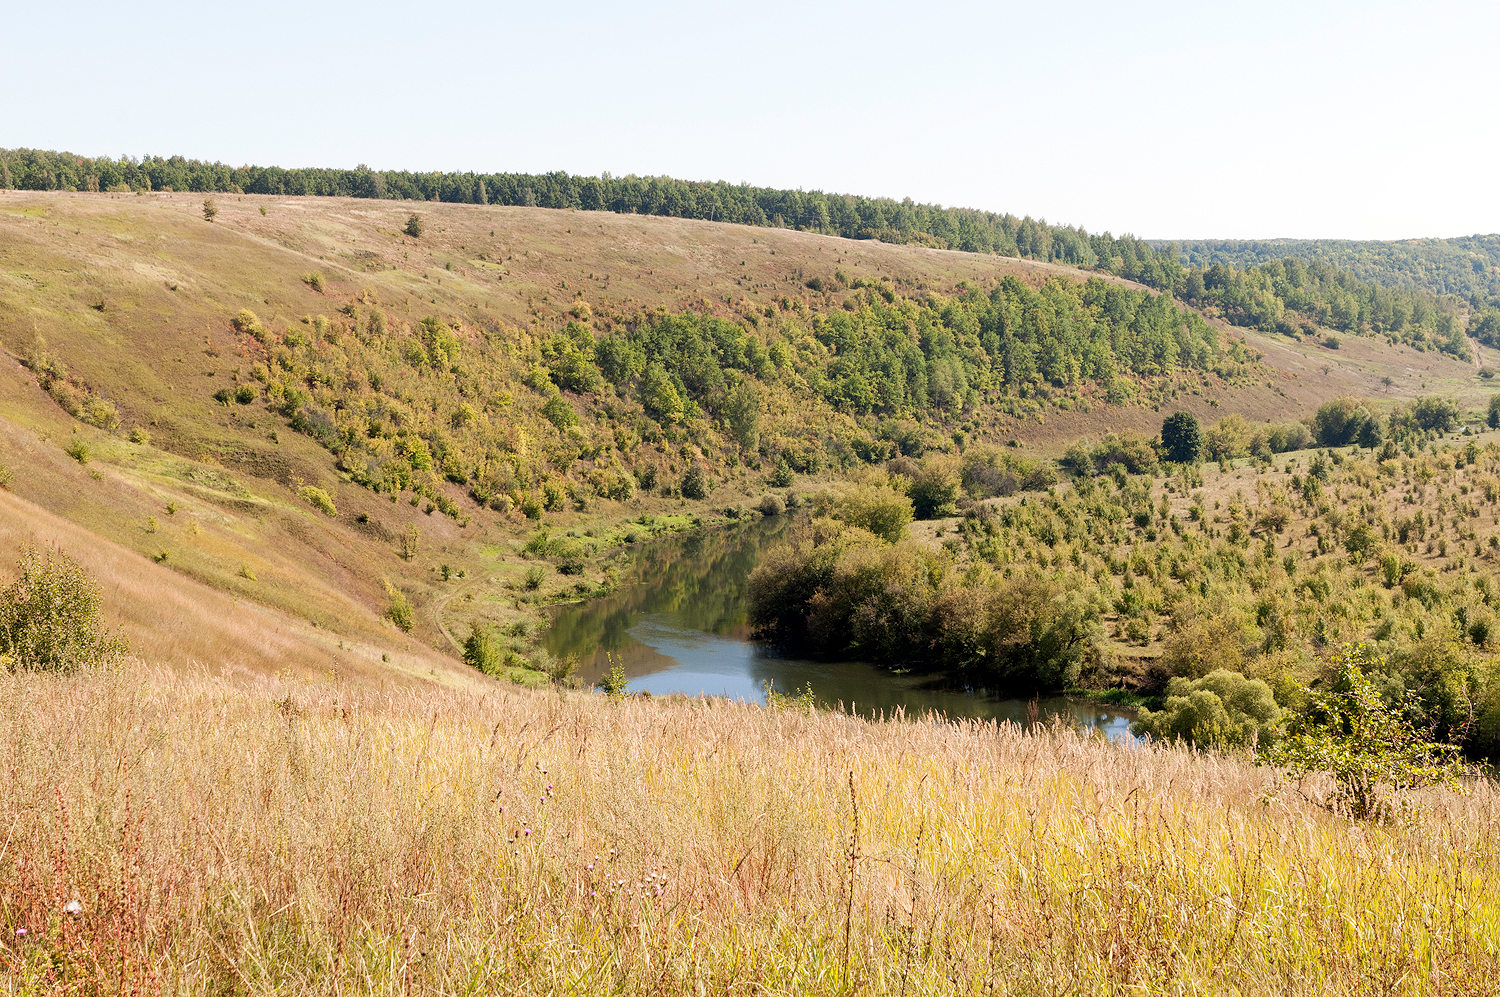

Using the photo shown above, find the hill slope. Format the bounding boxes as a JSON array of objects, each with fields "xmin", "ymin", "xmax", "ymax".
[{"xmin": 0, "ymin": 190, "xmax": 1495, "ymax": 679}]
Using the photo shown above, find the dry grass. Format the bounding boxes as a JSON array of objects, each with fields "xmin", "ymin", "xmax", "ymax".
[{"xmin": 3, "ymin": 665, "xmax": 1498, "ymax": 994}]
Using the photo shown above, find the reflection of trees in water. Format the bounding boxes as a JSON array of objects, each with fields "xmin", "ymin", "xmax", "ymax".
[{"xmin": 544, "ymin": 517, "xmax": 793, "ymax": 669}]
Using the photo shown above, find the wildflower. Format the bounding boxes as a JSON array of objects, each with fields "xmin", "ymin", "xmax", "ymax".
[
  {"xmin": 14, "ymin": 928, "xmax": 26, "ymax": 937},
  {"xmin": 63, "ymin": 900, "xmax": 82, "ymax": 916},
  {"xmin": 523, "ymin": 827, "xmax": 532, "ymax": 835},
  {"xmin": 587, "ymin": 863, "xmax": 594, "ymax": 870}
]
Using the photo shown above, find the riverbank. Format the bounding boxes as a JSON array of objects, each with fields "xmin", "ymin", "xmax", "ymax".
[
  {"xmin": 539, "ymin": 515, "xmax": 1137, "ymax": 733},
  {"xmin": 4, "ymin": 662, "xmax": 1495, "ymax": 994}
]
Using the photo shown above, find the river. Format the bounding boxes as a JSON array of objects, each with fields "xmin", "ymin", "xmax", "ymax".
[{"xmin": 543, "ymin": 516, "xmax": 1134, "ymax": 737}]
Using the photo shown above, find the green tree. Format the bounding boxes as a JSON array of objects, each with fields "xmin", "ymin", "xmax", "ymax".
[
  {"xmin": 1267, "ymin": 644, "xmax": 1468, "ymax": 821},
  {"xmin": 403, "ymin": 213, "xmax": 423, "ymax": 238},
  {"xmin": 640, "ymin": 364, "xmax": 685, "ymax": 424},
  {"xmin": 201, "ymin": 198, "xmax": 217, "ymax": 222},
  {"xmin": 833, "ymin": 481, "xmax": 913, "ymax": 542},
  {"xmin": 1488, "ymin": 395, "xmax": 1500, "ymax": 430},
  {"xmin": 904, "ymin": 456, "xmax": 960, "ymax": 520},
  {"xmin": 680, "ymin": 464, "xmax": 708, "ymax": 500},
  {"xmin": 1160, "ymin": 410, "xmax": 1202, "ymax": 463},
  {"xmin": 722, "ymin": 381, "xmax": 760, "ymax": 451}
]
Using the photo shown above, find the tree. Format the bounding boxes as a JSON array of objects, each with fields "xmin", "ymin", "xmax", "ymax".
[
  {"xmin": 1267, "ymin": 644, "xmax": 1468, "ymax": 821},
  {"xmin": 202, "ymin": 198, "xmax": 217, "ymax": 222},
  {"xmin": 722, "ymin": 381, "xmax": 760, "ymax": 451},
  {"xmin": 404, "ymin": 213, "xmax": 423, "ymax": 238},
  {"xmin": 680, "ymin": 464, "xmax": 708, "ymax": 500},
  {"xmin": 1488, "ymin": 395, "xmax": 1500, "ymax": 430},
  {"xmin": 1160, "ymin": 410, "xmax": 1202, "ymax": 463}
]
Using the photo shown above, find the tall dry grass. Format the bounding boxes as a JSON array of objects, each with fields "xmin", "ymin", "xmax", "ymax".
[{"xmin": 2, "ymin": 665, "xmax": 1499, "ymax": 995}]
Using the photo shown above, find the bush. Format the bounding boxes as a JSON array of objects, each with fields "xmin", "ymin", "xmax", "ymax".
[
  {"xmin": 385, "ymin": 585, "xmax": 414, "ymax": 633},
  {"xmin": 462, "ymin": 624, "xmax": 503, "ymax": 675},
  {"xmin": 298, "ymin": 485, "xmax": 337, "ymax": 517},
  {"xmin": 1267, "ymin": 644, "xmax": 1468, "ymax": 821},
  {"xmin": 302, "ymin": 272, "xmax": 325, "ymax": 293},
  {"xmin": 1132, "ymin": 670, "xmax": 1283, "ymax": 751},
  {"xmin": 830, "ymin": 479, "xmax": 912, "ymax": 542},
  {"xmin": 757, "ymin": 494, "xmax": 786, "ymax": 517},
  {"xmin": 768, "ymin": 458, "xmax": 794, "ymax": 489},
  {"xmin": 1488, "ymin": 395, "xmax": 1500, "ymax": 430},
  {"xmin": 202, "ymin": 198, "xmax": 217, "ymax": 222},
  {"xmin": 1407, "ymin": 395, "xmax": 1461, "ymax": 434},
  {"xmin": 64, "ymin": 437, "xmax": 90, "ymax": 464},
  {"xmin": 404, "ymin": 213, "xmax": 423, "ymax": 238},
  {"xmin": 1147, "ymin": 612, "xmax": 1253, "ymax": 689},
  {"xmin": 1, "ymin": 545, "xmax": 127, "ymax": 673},
  {"xmin": 902, "ymin": 456, "xmax": 960, "ymax": 519}
]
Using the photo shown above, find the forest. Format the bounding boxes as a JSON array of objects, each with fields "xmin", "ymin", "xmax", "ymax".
[
  {"xmin": 1168, "ymin": 235, "xmax": 1500, "ymax": 305},
  {"xmin": 183, "ymin": 275, "xmax": 1249, "ymax": 525},
  {"xmin": 2, "ymin": 147, "xmax": 1483, "ymax": 358}
]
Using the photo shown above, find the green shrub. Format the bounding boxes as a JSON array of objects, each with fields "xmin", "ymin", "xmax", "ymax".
[
  {"xmin": 829, "ymin": 478, "xmax": 912, "ymax": 542},
  {"xmin": 462, "ymin": 624, "xmax": 503, "ymax": 674},
  {"xmin": 302, "ymin": 271, "xmax": 325, "ymax": 293},
  {"xmin": 404, "ymin": 214, "xmax": 423, "ymax": 238},
  {"xmin": 768, "ymin": 458, "xmax": 794, "ymax": 489},
  {"xmin": 902, "ymin": 456, "xmax": 960, "ymax": 519},
  {"xmin": 64, "ymin": 437, "xmax": 90, "ymax": 464},
  {"xmin": 599, "ymin": 661, "xmax": 628, "ymax": 698},
  {"xmin": 757, "ymin": 494, "xmax": 786, "ymax": 517},
  {"xmin": 1313, "ymin": 398, "xmax": 1376, "ymax": 446},
  {"xmin": 1267, "ymin": 644, "xmax": 1468, "ymax": 821},
  {"xmin": 1132, "ymin": 670, "xmax": 1283, "ymax": 751},
  {"xmin": 1, "ymin": 545, "xmax": 127, "ymax": 673},
  {"xmin": 229, "ymin": 309, "xmax": 266, "ymax": 340},
  {"xmin": 385, "ymin": 584, "xmax": 414, "ymax": 633},
  {"xmin": 298, "ymin": 485, "xmax": 337, "ymax": 517}
]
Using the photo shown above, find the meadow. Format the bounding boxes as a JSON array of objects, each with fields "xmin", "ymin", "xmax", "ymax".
[{"xmin": 3, "ymin": 664, "xmax": 1500, "ymax": 995}]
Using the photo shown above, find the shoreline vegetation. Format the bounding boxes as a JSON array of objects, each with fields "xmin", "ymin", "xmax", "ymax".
[{"xmin": 747, "ymin": 406, "xmax": 1500, "ymax": 764}]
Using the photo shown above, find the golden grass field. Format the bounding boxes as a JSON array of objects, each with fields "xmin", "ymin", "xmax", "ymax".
[{"xmin": 2, "ymin": 663, "xmax": 1498, "ymax": 995}]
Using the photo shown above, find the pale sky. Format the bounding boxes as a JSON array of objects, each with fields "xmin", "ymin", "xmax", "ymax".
[{"xmin": 6, "ymin": 0, "xmax": 1498, "ymax": 240}]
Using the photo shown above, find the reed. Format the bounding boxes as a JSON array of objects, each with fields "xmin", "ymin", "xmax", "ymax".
[{"xmin": 2, "ymin": 664, "xmax": 1498, "ymax": 994}]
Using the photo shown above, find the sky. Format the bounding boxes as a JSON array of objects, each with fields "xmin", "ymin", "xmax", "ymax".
[{"xmin": 6, "ymin": 0, "xmax": 1499, "ymax": 240}]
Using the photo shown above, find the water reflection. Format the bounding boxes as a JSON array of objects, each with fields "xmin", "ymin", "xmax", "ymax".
[{"xmin": 543, "ymin": 518, "xmax": 1134, "ymax": 738}]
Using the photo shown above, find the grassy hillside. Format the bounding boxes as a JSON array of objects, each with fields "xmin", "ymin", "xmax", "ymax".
[
  {"xmin": 1, "ymin": 190, "xmax": 1496, "ymax": 681},
  {"xmin": 4, "ymin": 663, "xmax": 1498, "ymax": 994}
]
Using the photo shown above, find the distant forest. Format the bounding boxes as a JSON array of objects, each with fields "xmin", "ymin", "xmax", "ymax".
[
  {"xmin": 1164, "ymin": 236, "xmax": 1500, "ymax": 305},
  {"xmin": 0, "ymin": 147, "xmax": 1487, "ymax": 358}
]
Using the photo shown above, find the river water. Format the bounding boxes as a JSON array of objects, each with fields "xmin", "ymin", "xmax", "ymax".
[{"xmin": 543, "ymin": 517, "xmax": 1134, "ymax": 737}]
